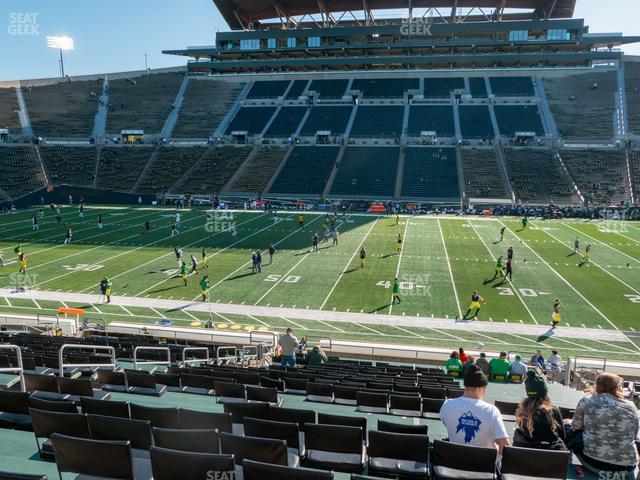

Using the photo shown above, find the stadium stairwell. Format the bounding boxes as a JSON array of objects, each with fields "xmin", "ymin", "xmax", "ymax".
[
  {"xmin": 160, "ymin": 75, "xmax": 189, "ymax": 139},
  {"xmin": 213, "ymin": 82, "xmax": 252, "ymax": 138},
  {"xmin": 91, "ymin": 78, "xmax": 109, "ymax": 140},
  {"xmin": 533, "ymin": 76, "xmax": 559, "ymax": 138},
  {"xmin": 14, "ymin": 86, "xmax": 33, "ymax": 137}
]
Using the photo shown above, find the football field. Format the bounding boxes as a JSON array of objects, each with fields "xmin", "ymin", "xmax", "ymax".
[{"xmin": 1, "ymin": 205, "xmax": 639, "ymax": 361}]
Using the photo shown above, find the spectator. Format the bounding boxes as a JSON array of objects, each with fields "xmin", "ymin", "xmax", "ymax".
[
  {"xmin": 306, "ymin": 345, "xmax": 328, "ymax": 366},
  {"xmin": 440, "ymin": 364, "xmax": 510, "ymax": 452},
  {"xmin": 462, "ymin": 355, "xmax": 476, "ymax": 376},
  {"xmin": 547, "ymin": 350, "xmax": 562, "ymax": 369},
  {"xmin": 444, "ymin": 351, "xmax": 463, "ymax": 375},
  {"xmin": 278, "ymin": 328, "xmax": 299, "ymax": 368},
  {"xmin": 489, "ymin": 351, "xmax": 511, "ymax": 380},
  {"xmin": 513, "ymin": 369, "xmax": 566, "ymax": 450},
  {"xmin": 509, "ymin": 355, "xmax": 527, "ymax": 378},
  {"xmin": 458, "ymin": 347, "xmax": 469, "ymax": 364},
  {"xmin": 570, "ymin": 373, "xmax": 639, "ymax": 476},
  {"xmin": 475, "ymin": 352, "xmax": 490, "ymax": 376},
  {"xmin": 530, "ymin": 350, "xmax": 545, "ymax": 370}
]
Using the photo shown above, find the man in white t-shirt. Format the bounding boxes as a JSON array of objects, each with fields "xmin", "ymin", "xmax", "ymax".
[
  {"xmin": 440, "ymin": 364, "xmax": 510, "ymax": 452},
  {"xmin": 278, "ymin": 328, "xmax": 299, "ymax": 368}
]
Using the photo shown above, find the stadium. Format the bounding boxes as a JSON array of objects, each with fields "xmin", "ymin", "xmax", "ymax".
[{"xmin": 0, "ymin": 0, "xmax": 639, "ymax": 478}]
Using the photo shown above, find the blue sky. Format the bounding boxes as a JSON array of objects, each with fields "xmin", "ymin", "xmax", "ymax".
[{"xmin": 1, "ymin": 0, "xmax": 639, "ymax": 81}]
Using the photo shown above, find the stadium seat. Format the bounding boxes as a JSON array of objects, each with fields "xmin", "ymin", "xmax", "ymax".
[
  {"xmin": 270, "ymin": 405, "xmax": 316, "ymax": 430},
  {"xmin": 126, "ymin": 370, "xmax": 167, "ymax": 396},
  {"xmin": 129, "ymin": 404, "xmax": 180, "ymax": 429},
  {"xmin": 259, "ymin": 375, "xmax": 286, "ymax": 392},
  {"xmin": 152, "ymin": 427, "xmax": 220, "ymax": 454},
  {"xmin": 28, "ymin": 397, "xmax": 78, "ymax": 414},
  {"xmin": 220, "ymin": 431, "xmax": 295, "ymax": 466},
  {"xmin": 333, "ymin": 385, "xmax": 359, "ymax": 405},
  {"xmin": 247, "ymin": 80, "xmax": 291, "ymax": 99},
  {"xmin": 29, "ymin": 408, "xmax": 90, "ymax": 458},
  {"xmin": 367, "ymin": 430, "xmax": 429, "ymax": 478},
  {"xmin": 431, "ymin": 440, "xmax": 497, "ymax": 479},
  {"xmin": 494, "ymin": 400, "xmax": 519, "ymax": 421},
  {"xmin": 243, "ymin": 459, "xmax": 334, "ymax": 480},
  {"xmin": 389, "ymin": 393, "xmax": 422, "ymax": 417},
  {"xmin": 0, "ymin": 390, "xmax": 32, "ymax": 431},
  {"xmin": 228, "ymin": 147, "xmax": 288, "ymax": 194},
  {"xmin": 356, "ymin": 391, "xmax": 389, "ymax": 414},
  {"xmin": 500, "ymin": 446, "xmax": 570, "ymax": 479},
  {"xmin": 420, "ymin": 386, "xmax": 446, "ymax": 398},
  {"xmin": 306, "ymin": 382, "xmax": 335, "ymax": 403},
  {"xmin": 269, "ymin": 146, "xmax": 339, "ymax": 196},
  {"xmin": 24, "ymin": 373, "xmax": 60, "ymax": 401},
  {"xmin": 150, "ymin": 447, "xmax": 234, "ymax": 480},
  {"xmin": 215, "ymin": 381, "xmax": 247, "ymax": 403},
  {"xmin": 180, "ymin": 373, "xmax": 216, "ymax": 395},
  {"xmin": 246, "ymin": 385, "xmax": 282, "ymax": 406},
  {"xmin": 179, "ymin": 409, "xmax": 233, "ymax": 432},
  {"xmin": 0, "ymin": 473, "xmax": 46, "ymax": 480},
  {"xmin": 97, "ymin": 370, "xmax": 128, "ymax": 392},
  {"xmin": 87, "ymin": 414, "xmax": 152, "ymax": 453},
  {"xmin": 51, "ymin": 433, "xmax": 149, "ymax": 480},
  {"xmin": 309, "ymin": 79, "xmax": 349, "ymax": 99},
  {"xmin": 243, "ymin": 417, "xmax": 302, "ymax": 456},
  {"xmin": 223, "ymin": 401, "xmax": 270, "ymax": 434},
  {"xmin": 377, "ymin": 419, "xmax": 429, "ymax": 435},
  {"xmin": 421, "ymin": 398, "xmax": 445, "ymax": 419},
  {"xmin": 304, "ymin": 423, "xmax": 366, "ymax": 473},
  {"xmin": 58, "ymin": 376, "xmax": 111, "ymax": 402},
  {"xmin": 317, "ymin": 413, "xmax": 367, "ymax": 442}
]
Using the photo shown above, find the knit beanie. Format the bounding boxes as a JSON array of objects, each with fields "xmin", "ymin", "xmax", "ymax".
[
  {"xmin": 464, "ymin": 364, "xmax": 489, "ymax": 388},
  {"xmin": 525, "ymin": 369, "xmax": 548, "ymax": 397}
]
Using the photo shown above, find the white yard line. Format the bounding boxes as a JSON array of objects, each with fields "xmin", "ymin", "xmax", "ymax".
[
  {"xmin": 255, "ymin": 253, "xmax": 311, "ymax": 305},
  {"xmin": 389, "ymin": 219, "xmax": 410, "ymax": 315},
  {"xmin": 563, "ymin": 223, "xmax": 640, "ymax": 265},
  {"xmin": 246, "ymin": 314, "xmax": 271, "ymax": 327},
  {"xmin": 194, "ymin": 215, "xmax": 324, "ymax": 302},
  {"xmin": 150, "ymin": 308, "xmax": 167, "ymax": 318},
  {"xmin": 319, "ymin": 218, "xmax": 378, "ymax": 310},
  {"xmin": 468, "ymin": 220, "xmax": 538, "ymax": 325},
  {"xmin": 534, "ymin": 221, "xmax": 640, "ymax": 296},
  {"xmin": 437, "ymin": 218, "xmax": 462, "ymax": 318},
  {"xmin": 78, "ymin": 213, "xmax": 264, "ymax": 295},
  {"xmin": 280, "ymin": 316, "xmax": 309, "ymax": 331},
  {"xmin": 119, "ymin": 305, "xmax": 134, "ymax": 316}
]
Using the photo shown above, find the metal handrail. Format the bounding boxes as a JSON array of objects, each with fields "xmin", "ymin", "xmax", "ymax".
[
  {"xmin": 133, "ymin": 346, "xmax": 171, "ymax": 369},
  {"xmin": 58, "ymin": 344, "xmax": 117, "ymax": 378},
  {"xmin": 0, "ymin": 344, "xmax": 25, "ymax": 392},
  {"xmin": 216, "ymin": 346, "xmax": 238, "ymax": 365},
  {"xmin": 181, "ymin": 347, "xmax": 210, "ymax": 365},
  {"xmin": 319, "ymin": 337, "xmax": 332, "ymax": 351},
  {"xmin": 249, "ymin": 330, "xmax": 276, "ymax": 346}
]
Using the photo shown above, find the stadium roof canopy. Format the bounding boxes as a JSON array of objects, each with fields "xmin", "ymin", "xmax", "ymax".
[{"xmin": 213, "ymin": 0, "xmax": 577, "ymax": 30}]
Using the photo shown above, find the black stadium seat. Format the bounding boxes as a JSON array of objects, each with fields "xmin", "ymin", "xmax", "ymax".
[
  {"xmin": 270, "ymin": 405, "xmax": 316, "ymax": 430},
  {"xmin": 431, "ymin": 440, "xmax": 497, "ymax": 480},
  {"xmin": 80, "ymin": 397, "xmax": 130, "ymax": 418},
  {"xmin": 129, "ymin": 404, "xmax": 180, "ymax": 429},
  {"xmin": 215, "ymin": 381, "xmax": 246, "ymax": 403},
  {"xmin": 220, "ymin": 432, "xmax": 293, "ymax": 466},
  {"xmin": 500, "ymin": 446, "xmax": 570, "ymax": 480},
  {"xmin": 243, "ymin": 459, "xmax": 334, "ymax": 480},
  {"xmin": 152, "ymin": 427, "xmax": 220, "ymax": 454},
  {"xmin": 179, "ymin": 409, "xmax": 233, "ymax": 432},
  {"xmin": 150, "ymin": 447, "xmax": 234, "ymax": 480},
  {"xmin": 377, "ymin": 419, "xmax": 429, "ymax": 435},
  {"xmin": 367, "ymin": 430, "xmax": 429, "ymax": 478},
  {"xmin": 87, "ymin": 414, "xmax": 153, "ymax": 452},
  {"xmin": 0, "ymin": 390, "xmax": 32, "ymax": 431},
  {"xmin": 0, "ymin": 472, "xmax": 47, "ymax": 480},
  {"xmin": 29, "ymin": 408, "xmax": 90, "ymax": 459},
  {"xmin": 28, "ymin": 397, "xmax": 78, "ymax": 414},
  {"xmin": 304, "ymin": 423, "xmax": 365, "ymax": 473},
  {"xmin": 243, "ymin": 417, "xmax": 302, "ymax": 456}
]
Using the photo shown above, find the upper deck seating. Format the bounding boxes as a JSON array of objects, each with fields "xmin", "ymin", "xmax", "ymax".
[
  {"xmin": 401, "ymin": 147, "xmax": 459, "ymax": 199},
  {"xmin": 269, "ymin": 146, "xmax": 339, "ymax": 196},
  {"xmin": 330, "ymin": 147, "xmax": 399, "ymax": 198}
]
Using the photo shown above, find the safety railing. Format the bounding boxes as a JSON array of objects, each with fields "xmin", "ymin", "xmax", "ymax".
[
  {"xmin": 240, "ymin": 345, "xmax": 259, "ymax": 365},
  {"xmin": 58, "ymin": 344, "xmax": 117, "ymax": 378},
  {"xmin": 133, "ymin": 346, "xmax": 171, "ymax": 370},
  {"xmin": 181, "ymin": 347, "xmax": 210, "ymax": 366},
  {"xmin": 0, "ymin": 344, "xmax": 25, "ymax": 392},
  {"xmin": 216, "ymin": 346, "xmax": 238, "ymax": 365},
  {"xmin": 249, "ymin": 330, "xmax": 276, "ymax": 346}
]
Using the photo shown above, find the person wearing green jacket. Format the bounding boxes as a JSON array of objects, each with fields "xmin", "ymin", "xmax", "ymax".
[
  {"xmin": 306, "ymin": 346, "xmax": 328, "ymax": 366},
  {"xmin": 489, "ymin": 351, "xmax": 512, "ymax": 380},
  {"xmin": 444, "ymin": 351, "xmax": 463, "ymax": 375}
]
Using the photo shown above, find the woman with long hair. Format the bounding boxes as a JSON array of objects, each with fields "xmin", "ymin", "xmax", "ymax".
[
  {"xmin": 570, "ymin": 372, "xmax": 639, "ymax": 476},
  {"xmin": 513, "ymin": 369, "xmax": 566, "ymax": 450}
]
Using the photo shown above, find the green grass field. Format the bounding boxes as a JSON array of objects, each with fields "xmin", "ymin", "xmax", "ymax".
[{"xmin": 1, "ymin": 205, "xmax": 639, "ymax": 361}]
